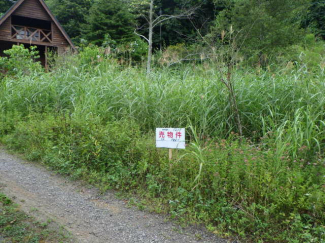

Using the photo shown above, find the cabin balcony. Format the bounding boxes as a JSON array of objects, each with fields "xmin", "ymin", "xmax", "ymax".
[{"xmin": 11, "ymin": 25, "xmax": 52, "ymax": 43}]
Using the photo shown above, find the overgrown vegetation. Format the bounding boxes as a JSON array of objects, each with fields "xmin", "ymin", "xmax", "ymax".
[
  {"xmin": 0, "ymin": 192, "xmax": 72, "ymax": 242},
  {"xmin": 1, "ymin": 0, "xmax": 324, "ymax": 241},
  {"xmin": 0, "ymin": 44, "xmax": 324, "ymax": 242},
  {"xmin": 1, "ymin": 0, "xmax": 324, "ymax": 55},
  {"xmin": 0, "ymin": 45, "xmax": 42, "ymax": 79}
]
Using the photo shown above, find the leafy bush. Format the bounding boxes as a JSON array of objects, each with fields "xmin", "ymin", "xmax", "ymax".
[
  {"xmin": 1, "ymin": 45, "xmax": 42, "ymax": 77},
  {"xmin": 281, "ymin": 34, "xmax": 325, "ymax": 71}
]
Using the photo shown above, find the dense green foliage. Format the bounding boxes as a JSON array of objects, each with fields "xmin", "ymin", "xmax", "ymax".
[
  {"xmin": 0, "ymin": 45, "xmax": 42, "ymax": 78},
  {"xmin": 305, "ymin": 0, "xmax": 325, "ymax": 39},
  {"xmin": 46, "ymin": 0, "xmax": 92, "ymax": 43},
  {"xmin": 213, "ymin": 0, "xmax": 308, "ymax": 58},
  {"xmin": 1, "ymin": 0, "xmax": 324, "ymax": 59},
  {"xmin": 0, "ymin": 0, "xmax": 15, "ymax": 16},
  {"xmin": 84, "ymin": 0, "xmax": 136, "ymax": 46},
  {"xmin": 45, "ymin": 0, "xmax": 325, "ymax": 57},
  {"xmin": 0, "ymin": 46, "xmax": 324, "ymax": 242}
]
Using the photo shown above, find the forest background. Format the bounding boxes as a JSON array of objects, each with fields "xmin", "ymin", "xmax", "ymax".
[
  {"xmin": 1, "ymin": 0, "xmax": 325, "ymax": 64},
  {"xmin": 0, "ymin": 0, "xmax": 325, "ymax": 243}
]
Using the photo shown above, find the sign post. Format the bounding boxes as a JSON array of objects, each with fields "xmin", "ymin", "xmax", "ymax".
[
  {"xmin": 169, "ymin": 148, "xmax": 173, "ymax": 161},
  {"xmin": 156, "ymin": 128, "xmax": 185, "ymax": 183},
  {"xmin": 156, "ymin": 128, "xmax": 186, "ymax": 161}
]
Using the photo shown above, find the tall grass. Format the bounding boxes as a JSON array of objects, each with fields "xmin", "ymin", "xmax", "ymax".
[
  {"xmin": 1, "ymin": 54, "xmax": 324, "ymax": 158},
  {"xmin": 0, "ymin": 48, "xmax": 324, "ymax": 242}
]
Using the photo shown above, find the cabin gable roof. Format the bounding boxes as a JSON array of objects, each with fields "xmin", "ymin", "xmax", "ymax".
[{"xmin": 0, "ymin": 0, "xmax": 76, "ymax": 50}]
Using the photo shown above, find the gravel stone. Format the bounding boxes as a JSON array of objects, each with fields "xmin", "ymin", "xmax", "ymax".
[{"xmin": 0, "ymin": 147, "xmax": 227, "ymax": 243}]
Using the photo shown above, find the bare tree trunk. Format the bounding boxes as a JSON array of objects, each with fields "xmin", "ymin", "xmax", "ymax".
[
  {"xmin": 134, "ymin": 0, "xmax": 195, "ymax": 74},
  {"xmin": 146, "ymin": 0, "xmax": 154, "ymax": 75}
]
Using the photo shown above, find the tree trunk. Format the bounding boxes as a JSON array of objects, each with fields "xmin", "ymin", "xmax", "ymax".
[{"xmin": 146, "ymin": 0, "xmax": 154, "ymax": 75}]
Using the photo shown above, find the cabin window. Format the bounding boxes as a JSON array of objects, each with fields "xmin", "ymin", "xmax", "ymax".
[{"xmin": 11, "ymin": 15, "xmax": 52, "ymax": 43}]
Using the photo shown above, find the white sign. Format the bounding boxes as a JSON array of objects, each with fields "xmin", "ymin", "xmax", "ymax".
[{"xmin": 156, "ymin": 128, "xmax": 186, "ymax": 149}]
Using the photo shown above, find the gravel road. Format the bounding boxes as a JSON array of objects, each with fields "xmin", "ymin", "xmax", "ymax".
[{"xmin": 0, "ymin": 147, "xmax": 227, "ymax": 243}]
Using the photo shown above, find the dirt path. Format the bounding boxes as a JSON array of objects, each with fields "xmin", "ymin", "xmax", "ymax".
[{"xmin": 0, "ymin": 148, "xmax": 226, "ymax": 243}]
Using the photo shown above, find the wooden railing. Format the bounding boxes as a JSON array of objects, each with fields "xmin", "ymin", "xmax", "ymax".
[{"xmin": 11, "ymin": 25, "xmax": 52, "ymax": 43}]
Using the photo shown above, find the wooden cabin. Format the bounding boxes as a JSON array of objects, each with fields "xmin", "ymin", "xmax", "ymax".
[{"xmin": 0, "ymin": 0, "xmax": 76, "ymax": 67}]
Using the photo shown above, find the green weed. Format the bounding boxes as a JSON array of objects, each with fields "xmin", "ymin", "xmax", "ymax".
[{"xmin": 0, "ymin": 46, "xmax": 324, "ymax": 242}]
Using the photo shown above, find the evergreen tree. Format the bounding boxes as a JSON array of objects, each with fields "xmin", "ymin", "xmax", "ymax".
[
  {"xmin": 305, "ymin": 0, "xmax": 325, "ymax": 39},
  {"xmin": 0, "ymin": 0, "xmax": 15, "ymax": 16},
  {"xmin": 45, "ymin": 0, "xmax": 92, "ymax": 44},
  {"xmin": 85, "ymin": 0, "xmax": 136, "ymax": 46}
]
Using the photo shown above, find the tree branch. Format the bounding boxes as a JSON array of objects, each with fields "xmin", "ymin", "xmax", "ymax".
[
  {"xmin": 152, "ymin": 8, "xmax": 197, "ymax": 28},
  {"xmin": 134, "ymin": 30, "xmax": 149, "ymax": 43},
  {"xmin": 139, "ymin": 13, "xmax": 150, "ymax": 23}
]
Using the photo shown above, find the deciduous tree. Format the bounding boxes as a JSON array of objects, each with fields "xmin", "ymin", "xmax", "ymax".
[
  {"xmin": 213, "ymin": 0, "xmax": 310, "ymax": 60},
  {"xmin": 134, "ymin": 0, "xmax": 196, "ymax": 74}
]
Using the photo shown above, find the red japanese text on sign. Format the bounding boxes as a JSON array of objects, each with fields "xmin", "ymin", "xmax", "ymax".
[
  {"xmin": 156, "ymin": 128, "xmax": 186, "ymax": 149},
  {"xmin": 159, "ymin": 131, "xmax": 165, "ymax": 138}
]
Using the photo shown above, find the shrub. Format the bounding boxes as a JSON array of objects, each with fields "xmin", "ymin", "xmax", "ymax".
[{"xmin": 2, "ymin": 45, "xmax": 42, "ymax": 77}]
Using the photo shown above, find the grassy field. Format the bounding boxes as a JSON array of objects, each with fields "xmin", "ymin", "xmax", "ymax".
[{"xmin": 0, "ymin": 46, "xmax": 324, "ymax": 242}]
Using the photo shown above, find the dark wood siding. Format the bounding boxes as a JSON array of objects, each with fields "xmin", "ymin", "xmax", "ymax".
[
  {"xmin": 52, "ymin": 23, "xmax": 68, "ymax": 47},
  {"xmin": 13, "ymin": 0, "xmax": 51, "ymax": 21},
  {"xmin": 0, "ymin": 17, "xmax": 11, "ymax": 41},
  {"xmin": 0, "ymin": 0, "xmax": 74, "ymax": 54}
]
